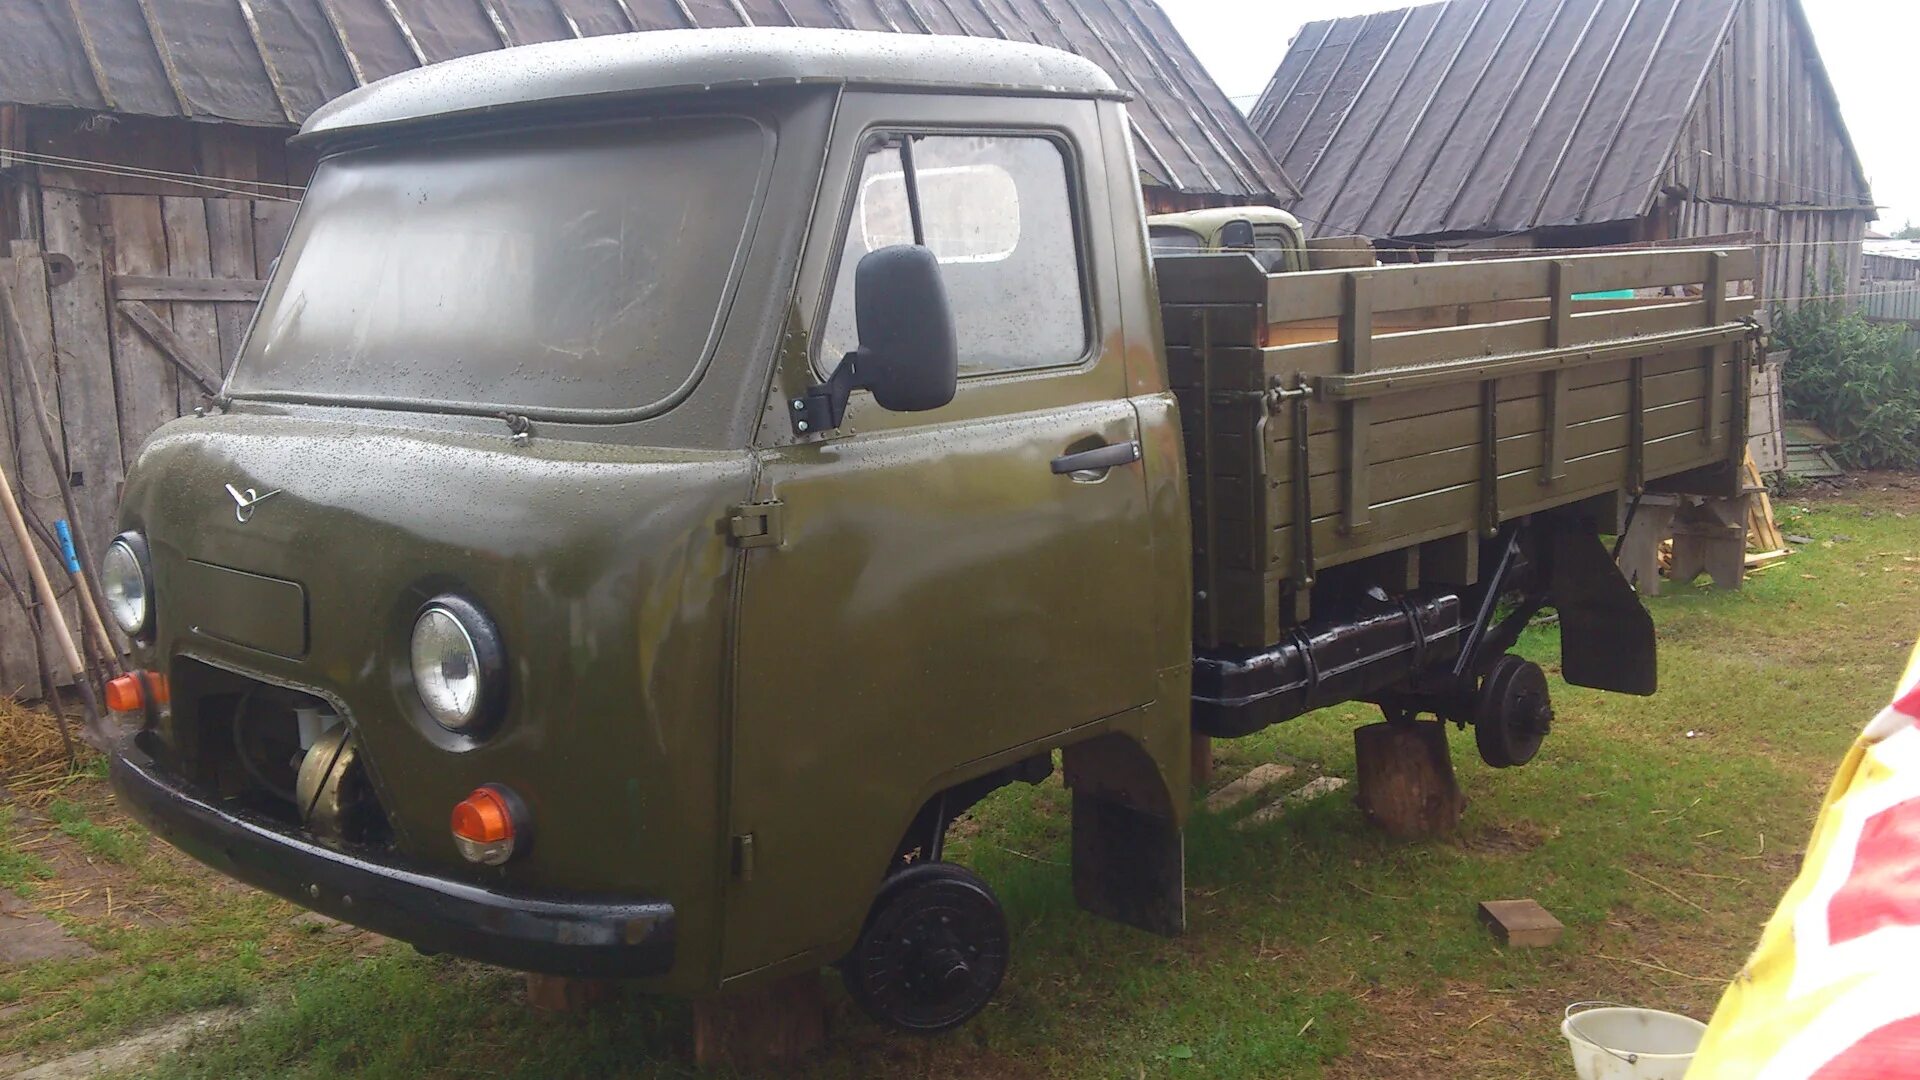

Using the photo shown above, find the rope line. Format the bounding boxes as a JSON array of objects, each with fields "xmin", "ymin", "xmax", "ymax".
[{"xmin": 1, "ymin": 149, "xmax": 302, "ymax": 202}]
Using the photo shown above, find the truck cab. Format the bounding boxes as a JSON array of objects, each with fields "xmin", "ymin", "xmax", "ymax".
[
  {"xmin": 107, "ymin": 28, "xmax": 1192, "ymax": 1032},
  {"xmin": 104, "ymin": 27, "xmax": 1755, "ymax": 1035},
  {"xmin": 1148, "ymin": 205, "xmax": 1310, "ymax": 273}
]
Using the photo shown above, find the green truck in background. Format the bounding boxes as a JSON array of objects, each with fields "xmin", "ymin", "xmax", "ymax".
[{"xmin": 100, "ymin": 28, "xmax": 1759, "ymax": 1034}]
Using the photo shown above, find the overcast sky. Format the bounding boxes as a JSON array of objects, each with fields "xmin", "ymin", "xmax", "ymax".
[{"xmin": 1157, "ymin": 0, "xmax": 1915, "ymax": 230}]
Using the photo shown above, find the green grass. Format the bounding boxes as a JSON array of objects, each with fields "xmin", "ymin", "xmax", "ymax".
[
  {"xmin": 0, "ymin": 807, "xmax": 56, "ymax": 897},
  {"xmin": 47, "ymin": 799, "xmax": 145, "ymax": 865},
  {"xmin": 2, "ymin": 488, "xmax": 1915, "ymax": 1078}
]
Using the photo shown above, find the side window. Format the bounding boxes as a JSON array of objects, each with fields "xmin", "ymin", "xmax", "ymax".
[
  {"xmin": 1252, "ymin": 225, "xmax": 1299, "ymax": 273},
  {"xmin": 821, "ymin": 133, "xmax": 1088, "ymax": 377}
]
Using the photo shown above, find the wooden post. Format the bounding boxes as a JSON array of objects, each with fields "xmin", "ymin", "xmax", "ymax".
[
  {"xmin": 691, "ymin": 970, "xmax": 825, "ymax": 1070},
  {"xmin": 523, "ymin": 973, "xmax": 615, "ymax": 1012},
  {"xmin": 1669, "ymin": 495, "xmax": 1748, "ymax": 591},
  {"xmin": 1615, "ymin": 494, "xmax": 1682, "ymax": 596},
  {"xmin": 1353, "ymin": 721, "xmax": 1466, "ymax": 839},
  {"xmin": 1189, "ymin": 731, "xmax": 1214, "ymax": 787}
]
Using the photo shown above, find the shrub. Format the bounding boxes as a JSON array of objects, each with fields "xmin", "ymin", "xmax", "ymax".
[{"xmin": 1772, "ymin": 298, "xmax": 1920, "ymax": 470}]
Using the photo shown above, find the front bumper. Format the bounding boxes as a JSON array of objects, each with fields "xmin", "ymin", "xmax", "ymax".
[{"xmin": 111, "ymin": 731, "xmax": 675, "ymax": 978}]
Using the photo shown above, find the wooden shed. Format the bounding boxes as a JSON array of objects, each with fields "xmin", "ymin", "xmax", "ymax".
[
  {"xmin": 1250, "ymin": 0, "xmax": 1875, "ymax": 307},
  {"xmin": 0, "ymin": 0, "xmax": 1295, "ymax": 695}
]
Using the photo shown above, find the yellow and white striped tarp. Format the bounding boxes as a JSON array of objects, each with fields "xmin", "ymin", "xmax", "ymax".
[{"xmin": 1689, "ymin": 639, "xmax": 1920, "ymax": 1078}]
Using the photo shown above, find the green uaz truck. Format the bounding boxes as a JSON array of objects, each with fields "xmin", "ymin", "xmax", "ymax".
[{"xmin": 103, "ymin": 28, "xmax": 1758, "ymax": 1033}]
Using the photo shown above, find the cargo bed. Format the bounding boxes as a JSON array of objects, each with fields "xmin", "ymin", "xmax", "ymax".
[{"xmin": 1158, "ymin": 247, "xmax": 1759, "ymax": 650}]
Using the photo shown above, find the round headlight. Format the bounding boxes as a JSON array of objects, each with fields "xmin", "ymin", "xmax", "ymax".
[
  {"xmin": 410, "ymin": 597, "xmax": 504, "ymax": 733},
  {"xmin": 102, "ymin": 534, "xmax": 152, "ymax": 636}
]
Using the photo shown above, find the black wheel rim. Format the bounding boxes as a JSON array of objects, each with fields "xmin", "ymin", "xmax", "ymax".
[
  {"xmin": 844, "ymin": 865, "xmax": 1008, "ymax": 1033},
  {"xmin": 1476, "ymin": 657, "xmax": 1553, "ymax": 768}
]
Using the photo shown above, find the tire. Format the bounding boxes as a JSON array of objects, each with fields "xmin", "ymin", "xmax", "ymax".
[{"xmin": 841, "ymin": 861, "xmax": 1008, "ymax": 1034}]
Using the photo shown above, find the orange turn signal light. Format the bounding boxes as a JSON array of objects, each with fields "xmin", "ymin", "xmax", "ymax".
[
  {"xmin": 451, "ymin": 787, "xmax": 514, "ymax": 844},
  {"xmin": 104, "ymin": 672, "xmax": 169, "ymax": 713},
  {"xmin": 451, "ymin": 785, "xmax": 522, "ymax": 866}
]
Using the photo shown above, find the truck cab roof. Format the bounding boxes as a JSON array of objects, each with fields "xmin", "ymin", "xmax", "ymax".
[{"xmin": 299, "ymin": 27, "xmax": 1125, "ymax": 146}]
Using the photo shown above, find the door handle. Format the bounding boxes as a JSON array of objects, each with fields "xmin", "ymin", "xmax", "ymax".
[{"xmin": 1051, "ymin": 440, "xmax": 1141, "ymax": 476}]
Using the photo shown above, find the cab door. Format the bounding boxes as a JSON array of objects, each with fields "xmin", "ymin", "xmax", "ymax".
[{"xmin": 723, "ymin": 105, "xmax": 1158, "ymax": 976}]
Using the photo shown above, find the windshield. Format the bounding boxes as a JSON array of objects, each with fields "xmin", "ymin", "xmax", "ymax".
[
  {"xmin": 230, "ymin": 116, "xmax": 772, "ymax": 419},
  {"xmin": 1148, "ymin": 226, "xmax": 1205, "ymax": 255}
]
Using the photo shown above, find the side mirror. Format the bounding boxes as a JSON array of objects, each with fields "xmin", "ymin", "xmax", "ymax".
[{"xmin": 797, "ymin": 245, "xmax": 958, "ymax": 433}]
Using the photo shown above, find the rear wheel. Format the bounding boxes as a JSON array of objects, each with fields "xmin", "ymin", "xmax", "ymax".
[
  {"xmin": 1474, "ymin": 654, "xmax": 1553, "ymax": 768},
  {"xmin": 841, "ymin": 862, "xmax": 1008, "ymax": 1033}
]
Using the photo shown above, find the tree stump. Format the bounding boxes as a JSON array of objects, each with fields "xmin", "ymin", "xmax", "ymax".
[
  {"xmin": 1189, "ymin": 731, "xmax": 1214, "ymax": 786},
  {"xmin": 524, "ymin": 973, "xmax": 616, "ymax": 1012},
  {"xmin": 691, "ymin": 969, "xmax": 825, "ymax": 1070},
  {"xmin": 1353, "ymin": 721, "xmax": 1466, "ymax": 839}
]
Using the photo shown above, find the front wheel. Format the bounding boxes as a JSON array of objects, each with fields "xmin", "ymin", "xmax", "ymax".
[{"xmin": 841, "ymin": 862, "xmax": 1008, "ymax": 1033}]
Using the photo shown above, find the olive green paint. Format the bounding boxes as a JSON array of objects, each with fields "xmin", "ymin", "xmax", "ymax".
[{"xmin": 113, "ymin": 31, "xmax": 1752, "ymax": 998}]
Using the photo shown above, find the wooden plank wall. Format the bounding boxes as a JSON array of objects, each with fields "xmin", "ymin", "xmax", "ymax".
[
  {"xmin": 1662, "ymin": 0, "xmax": 1873, "ymax": 309},
  {"xmin": 0, "ymin": 113, "xmax": 302, "ymax": 697},
  {"xmin": 1860, "ymin": 282, "xmax": 1920, "ymax": 326}
]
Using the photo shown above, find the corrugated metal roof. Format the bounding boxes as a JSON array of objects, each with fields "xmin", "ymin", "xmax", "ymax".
[
  {"xmin": 1251, "ymin": 0, "xmax": 1810, "ymax": 239},
  {"xmin": 1864, "ymin": 239, "xmax": 1920, "ymax": 263},
  {"xmin": 0, "ymin": 0, "xmax": 1296, "ymax": 201}
]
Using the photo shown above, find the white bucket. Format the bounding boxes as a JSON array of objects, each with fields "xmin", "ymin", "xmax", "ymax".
[{"xmin": 1562, "ymin": 1002, "xmax": 1706, "ymax": 1080}]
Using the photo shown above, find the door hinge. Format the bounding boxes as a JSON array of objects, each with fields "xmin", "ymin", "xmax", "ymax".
[
  {"xmin": 731, "ymin": 833, "xmax": 756, "ymax": 881},
  {"xmin": 727, "ymin": 501, "xmax": 784, "ymax": 549}
]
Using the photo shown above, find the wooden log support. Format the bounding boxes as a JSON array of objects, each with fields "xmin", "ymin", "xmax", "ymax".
[
  {"xmin": 523, "ymin": 973, "xmax": 615, "ymax": 1012},
  {"xmin": 1353, "ymin": 721, "xmax": 1466, "ymax": 839},
  {"xmin": 1338, "ymin": 272, "xmax": 1372, "ymax": 535},
  {"xmin": 1190, "ymin": 730, "xmax": 1214, "ymax": 786},
  {"xmin": 691, "ymin": 971, "xmax": 826, "ymax": 1070}
]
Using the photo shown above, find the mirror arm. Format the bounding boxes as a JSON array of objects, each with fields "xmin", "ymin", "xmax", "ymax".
[{"xmin": 795, "ymin": 350, "xmax": 864, "ymax": 435}]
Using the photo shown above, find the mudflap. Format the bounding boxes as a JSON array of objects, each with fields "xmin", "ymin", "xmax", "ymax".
[
  {"xmin": 1547, "ymin": 516, "xmax": 1657, "ymax": 696},
  {"xmin": 1069, "ymin": 793, "xmax": 1184, "ymax": 937},
  {"xmin": 1062, "ymin": 735, "xmax": 1185, "ymax": 937}
]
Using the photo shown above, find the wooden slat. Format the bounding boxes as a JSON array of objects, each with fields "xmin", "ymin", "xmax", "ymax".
[
  {"xmin": 112, "ymin": 274, "xmax": 266, "ymax": 303},
  {"xmin": 5, "ymin": 246, "xmax": 67, "ymax": 550},
  {"xmin": 1310, "ymin": 320, "xmax": 1752, "ymax": 401},
  {"xmin": 1339, "ymin": 273, "xmax": 1372, "ymax": 533},
  {"xmin": 39, "ymin": 189, "xmax": 124, "ymax": 568},
  {"xmin": 251, "ymin": 201, "xmax": 298, "ymax": 277},
  {"xmin": 104, "ymin": 195, "xmax": 180, "ymax": 464},
  {"xmin": 204, "ymin": 199, "xmax": 259, "ymax": 374},
  {"xmin": 1266, "ymin": 297, "xmax": 1753, "ymax": 388},
  {"xmin": 1216, "ymin": 368, "xmax": 1732, "ymax": 572},
  {"xmin": 1260, "ymin": 247, "xmax": 1760, "ymax": 323},
  {"xmin": 159, "ymin": 197, "xmax": 223, "ymax": 413},
  {"xmin": 1, "ymin": 246, "xmax": 85, "ymax": 695},
  {"xmin": 0, "ymin": 255, "xmax": 44, "ymax": 695},
  {"xmin": 1272, "ymin": 422, "xmax": 1732, "ymax": 578}
]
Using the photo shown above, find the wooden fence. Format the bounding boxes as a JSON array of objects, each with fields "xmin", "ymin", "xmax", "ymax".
[{"xmin": 0, "ymin": 191, "xmax": 294, "ymax": 696}]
